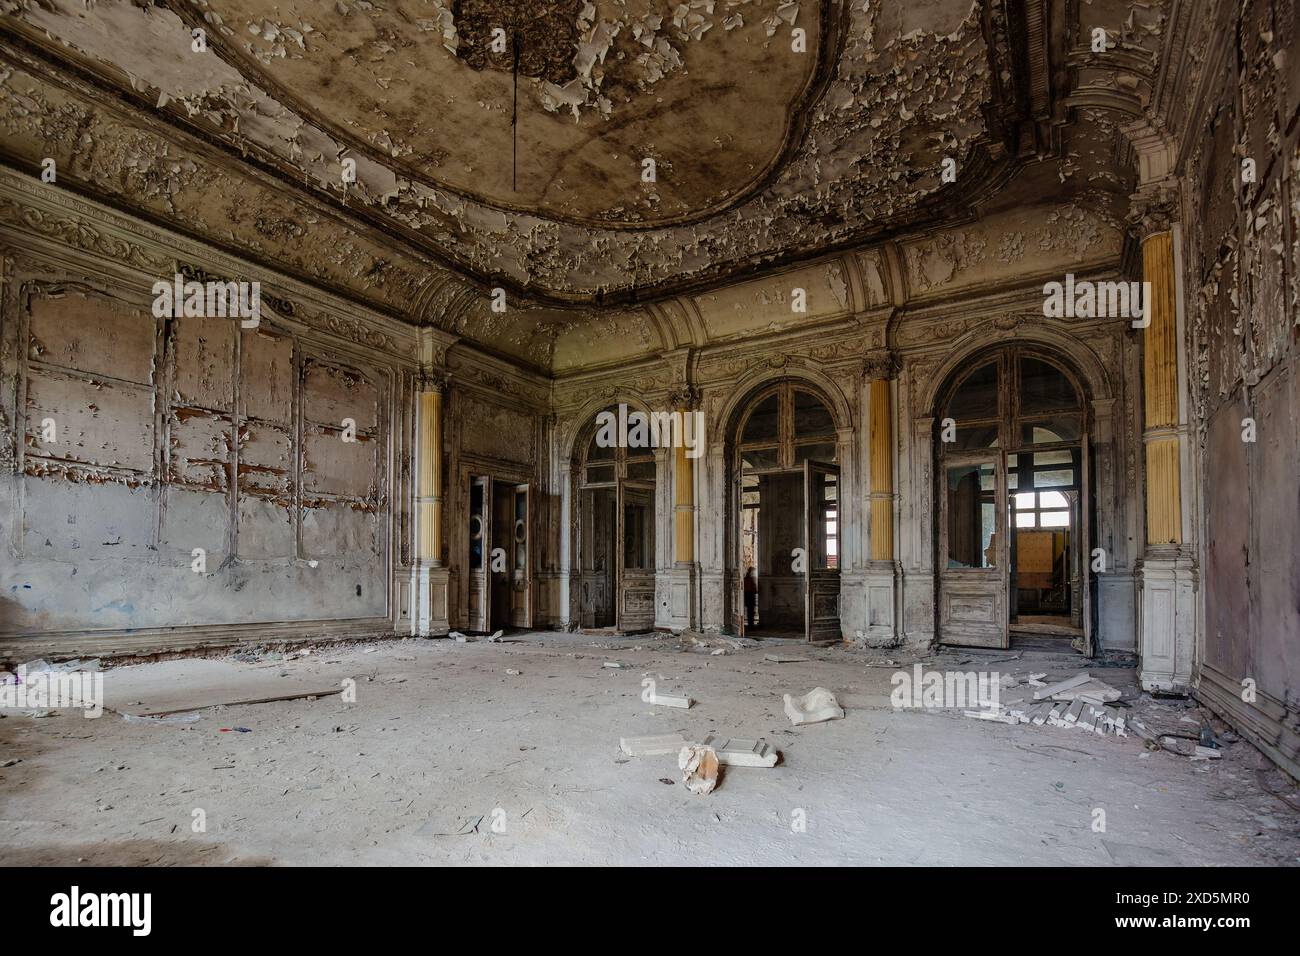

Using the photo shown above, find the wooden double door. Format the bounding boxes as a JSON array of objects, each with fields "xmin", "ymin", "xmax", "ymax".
[
  {"xmin": 578, "ymin": 480, "xmax": 656, "ymax": 632},
  {"xmin": 467, "ymin": 476, "xmax": 531, "ymax": 633}
]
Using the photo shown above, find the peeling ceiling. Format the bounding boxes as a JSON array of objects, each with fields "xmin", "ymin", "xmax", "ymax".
[
  {"xmin": 0, "ymin": 0, "xmax": 1018, "ymax": 302},
  {"xmin": 0, "ymin": 0, "xmax": 1179, "ymax": 372}
]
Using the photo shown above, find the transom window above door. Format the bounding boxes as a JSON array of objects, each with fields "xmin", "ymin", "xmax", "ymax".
[
  {"xmin": 737, "ymin": 383, "xmax": 838, "ymax": 473},
  {"xmin": 942, "ymin": 349, "xmax": 1084, "ymax": 452},
  {"xmin": 582, "ymin": 406, "xmax": 656, "ymax": 485}
]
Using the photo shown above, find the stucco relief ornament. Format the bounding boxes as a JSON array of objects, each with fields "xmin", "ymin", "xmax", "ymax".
[{"xmin": 862, "ymin": 350, "xmax": 899, "ymax": 381}]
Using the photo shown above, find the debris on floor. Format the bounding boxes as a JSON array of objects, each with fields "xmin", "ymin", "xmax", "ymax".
[
  {"xmin": 701, "ymin": 735, "xmax": 779, "ymax": 767},
  {"xmin": 651, "ymin": 692, "xmax": 692, "ymax": 709},
  {"xmin": 765, "ymin": 654, "xmax": 809, "ymax": 664},
  {"xmin": 621, "ymin": 733, "xmax": 688, "ymax": 756},
  {"xmin": 783, "ymin": 687, "xmax": 844, "ymax": 726},
  {"xmin": 679, "ymin": 743, "xmax": 720, "ymax": 795}
]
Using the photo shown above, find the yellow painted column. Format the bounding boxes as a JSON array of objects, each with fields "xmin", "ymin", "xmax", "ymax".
[
  {"xmin": 1141, "ymin": 230, "xmax": 1182, "ymax": 546},
  {"xmin": 864, "ymin": 351, "xmax": 897, "ymax": 562},
  {"xmin": 673, "ymin": 403, "xmax": 694, "ymax": 564},
  {"xmin": 868, "ymin": 378, "xmax": 894, "ymax": 561},
  {"xmin": 416, "ymin": 382, "xmax": 444, "ymax": 567}
]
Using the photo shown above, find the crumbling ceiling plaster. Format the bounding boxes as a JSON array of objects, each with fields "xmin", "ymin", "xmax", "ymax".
[
  {"xmin": 0, "ymin": 0, "xmax": 1172, "ymax": 372},
  {"xmin": 2, "ymin": 0, "xmax": 1014, "ymax": 300}
]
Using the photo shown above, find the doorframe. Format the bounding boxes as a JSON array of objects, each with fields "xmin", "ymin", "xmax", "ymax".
[
  {"xmin": 460, "ymin": 463, "xmax": 533, "ymax": 634},
  {"xmin": 931, "ymin": 345, "xmax": 1096, "ymax": 654}
]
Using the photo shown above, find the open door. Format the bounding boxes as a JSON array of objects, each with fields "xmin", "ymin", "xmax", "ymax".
[
  {"xmin": 804, "ymin": 461, "xmax": 841, "ymax": 642},
  {"xmin": 617, "ymin": 481, "xmax": 656, "ymax": 632},
  {"xmin": 579, "ymin": 487, "xmax": 617, "ymax": 628},
  {"xmin": 939, "ymin": 457, "xmax": 1008, "ymax": 647},
  {"xmin": 467, "ymin": 476, "xmax": 489, "ymax": 632},
  {"xmin": 1078, "ymin": 435, "xmax": 1094, "ymax": 656},
  {"xmin": 506, "ymin": 482, "xmax": 531, "ymax": 628}
]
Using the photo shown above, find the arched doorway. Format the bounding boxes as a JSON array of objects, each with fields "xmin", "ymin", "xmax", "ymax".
[
  {"xmin": 729, "ymin": 381, "xmax": 841, "ymax": 641},
  {"xmin": 575, "ymin": 406, "xmax": 658, "ymax": 632},
  {"xmin": 934, "ymin": 346, "xmax": 1094, "ymax": 652}
]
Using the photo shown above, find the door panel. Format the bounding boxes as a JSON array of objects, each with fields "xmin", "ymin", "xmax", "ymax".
[
  {"xmin": 804, "ymin": 461, "xmax": 842, "ymax": 642},
  {"xmin": 618, "ymin": 482, "xmax": 656, "ymax": 632},
  {"xmin": 510, "ymin": 483, "xmax": 531, "ymax": 628},
  {"xmin": 1078, "ymin": 436, "xmax": 1094, "ymax": 655},
  {"xmin": 579, "ymin": 487, "xmax": 616, "ymax": 628},
  {"xmin": 468, "ymin": 476, "xmax": 489, "ymax": 632},
  {"xmin": 939, "ymin": 458, "xmax": 1008, "ymax": 647}
]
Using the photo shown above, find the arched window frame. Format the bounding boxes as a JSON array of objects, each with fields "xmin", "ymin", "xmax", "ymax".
[{"xmin": 733, "ymin": 381, "xmax": 838, "ymax": 476}]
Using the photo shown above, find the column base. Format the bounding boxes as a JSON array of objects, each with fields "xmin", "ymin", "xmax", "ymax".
[
  {"xmin": 1136, "ymin": 549, "xmax": 1196, "ymax": 693},
  {"xmin": 410, "ymin": 564, "xmax": 450, "ymax": 637},
  {"xmin": 857, "ymin": 561, "xmax": 901, "ymax": 646},
  {"xmin": 667, "ymin": 562, "xmax": 699, "ymax": 633}
]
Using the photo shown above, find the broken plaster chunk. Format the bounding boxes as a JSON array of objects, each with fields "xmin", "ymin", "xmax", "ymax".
[
  {"xmin": 678, "ymin": 743, "xmax": 720, "ymax": 795},
  {"xmin": 783, "ymin": 687, "xmax": 844, "ymax": 726}
]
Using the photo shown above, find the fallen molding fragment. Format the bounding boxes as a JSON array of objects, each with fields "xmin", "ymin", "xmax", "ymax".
[
  {"xmin": 136, "ymin": 688, "xmax": 341, "ymax": 718},
  {"xmin": 963, "ymin": 709, "xmax": 1018, "ymax": 724},
  {"xmin": 783, "ymin": 687, "xmax": 844, "ymax": 725},
  {"xmin": 765, "ymin": 653, "xmax": 809, "ymax": 663},
  {"xmin": 1032, "ymin": 672, "xmax": 1092, "ymax": 700},
  {"xmin": 651, "ymin": 692, "xmax": 693, "ymax": 709},
  {"xmin": 621, "ymin": 733, "xmax": 688, "ymax": 756},
  {"xmin": 701, "ymin": 735, "xmax": 779, "ymax": 767}
]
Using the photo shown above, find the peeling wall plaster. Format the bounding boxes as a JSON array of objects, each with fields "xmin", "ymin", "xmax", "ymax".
[{"xmin": 0, "ymin": 280, "xmax": 401, "ymax": 636}]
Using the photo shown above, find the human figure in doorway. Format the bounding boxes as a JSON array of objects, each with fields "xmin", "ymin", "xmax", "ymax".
[{"xmin": 743, "ymin": 567, "xmax": 757, "ymax": 629}]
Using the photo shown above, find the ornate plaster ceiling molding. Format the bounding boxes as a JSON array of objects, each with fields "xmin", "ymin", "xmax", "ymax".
[{"xmin": 0, "ymin": 0, "xmax": 1037, "ymax": 305}]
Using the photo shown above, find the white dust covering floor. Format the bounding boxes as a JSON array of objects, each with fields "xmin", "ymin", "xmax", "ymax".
[{"xmin": 0, "ymin": 632, "xmax": 1297, "ymax": 866}]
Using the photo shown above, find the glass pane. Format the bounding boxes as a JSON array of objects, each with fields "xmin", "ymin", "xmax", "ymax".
[
  {"xmin": 587, "ymin": 422, "xmax": 615, "ymax": 461},
  {"xmin": 1007, "ymin": 453, "xmax": 1019, "ymax": 490},
  {"xmin": 626, "ymin": 460, "xmax": 656, "ymax": 481},
  {"xmin": 741, "ymin": 446, "xmax": 780, "ymax": 471},
  {"xmin": 1019, "ymin": 357, "xmax": 1079, "ymax": 413},
  {"xmin": 946, "ymin": 463, "xmax": 997, "ymax": 569},
  {"xmin": 741, "ymin": 394, "xmax": 780, "ymax": 443},
  {"xmin": 1033, "ymin": 468, "xmax": 1075, "ymax": 488},
  {"xmin": 793, "ymin": 390, "xmax": 836, "ymax": 438},
  {"xmin": 1039, "ymin": 490, "xmax": 1068, "ymax": 509},
  {"xmin": 794, "ymin": 441, "xmax": 838, "ymax": 465},
  {"xmin": 1014, "ymin": 492, "xmax": 1036, "ymax": 509},
  {"xmin": 1021, "ymin": 416, "xmax": 1081, "ymax": 444},
  {"xmin": 622, "ymin": 489, "xmax": 654, "ymax": 569},
  {"xmin": 952, "ymin": 421, "xmax": 1000, "ymax": 450},
  {"xmin": 1040, "ymin": 511, "xmax": 1070, "ymax": 528},
  {"xmin": 1015, "ymin": 512, "xmax": 1036, "ymax": 528},
  {"xmin": 947, "ymin": 361, "xmax": 999, "ymax": 420},
  {"xmin": 585, "ymin": 465, "xmax": 616, "ymax": 484},
  {"xmin": 809, "ymin": 470, "xmax": 837, "ymax": 570},
  {"xmin": 1033, "ymin": 449, "xmax": 1073, "ymax": 465}
]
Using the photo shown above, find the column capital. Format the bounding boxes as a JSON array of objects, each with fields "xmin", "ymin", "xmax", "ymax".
[
  {"xmin": 419, "ymin": 369, "xmax": 450, "ymax": 393},
  {"xmin": 667, "ymin": 385, "xmax": 700, "ymax": 410},
  {"xmin": 1127, "ymin": 179, "xmax": 1179, "ymax": 239},
  {"xmin": 862, "ymin": 349, "xmax": 899, "ymax": 381}
]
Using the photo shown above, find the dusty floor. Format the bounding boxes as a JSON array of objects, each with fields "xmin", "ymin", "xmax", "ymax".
[{"xmin": 1, "ymin": 631, "xmax": 1297, "ymax": 866}]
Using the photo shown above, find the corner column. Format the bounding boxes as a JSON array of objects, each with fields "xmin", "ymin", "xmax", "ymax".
[
  {"xmin": 1131, "ymin": 190, "xmax": 1195, "ymax": 690},
  {"xmin": 669, "ymin": 388, "xmax": 699, "ymax": 632},
  {"xmin": 862, "ymin": 351, "xmax": 900, "ymax": 645},
  {"xmin": 411, "ymin": 376, "xmax": 450, "ymax": 635}
]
